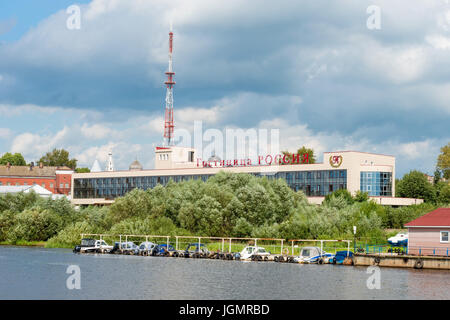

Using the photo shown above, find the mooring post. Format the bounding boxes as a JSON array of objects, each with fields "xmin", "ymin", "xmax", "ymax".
[
  {"xmin": 291, "ymin": 241, "xmax": 294, "ymax": 255},
  {"xmin": 167, "ymin": 236, "xmax": 169, "ymax": 251},
  {"xmin": 255, "ymin": 239, "xmax": 257, "ymax": 248},
  {"xmin": 175, "ymin": 236, "xmax": 178, "ymax": 251},
  {"xmin": 198, "ymin": 237, "xmax": 201, "ymax": 253},
  {"xmin": 229, "ymin": 238, "xmax": 232, "ymax": 253},
  {"xmin": 222, "ymin": 238, "xmax": 224, "ymax": 252},
  {"xmin": 320, "ymin": 240, "xmax": 323, "ymax": 258},
  {"xmin": 280, "ymin": 240, "xmax": 284, "ymax": 255}
]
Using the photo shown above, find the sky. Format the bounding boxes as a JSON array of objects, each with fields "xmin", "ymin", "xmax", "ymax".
[{"xmin": 0, "ymin": 0, "xmax": 449, "ymax": 177}]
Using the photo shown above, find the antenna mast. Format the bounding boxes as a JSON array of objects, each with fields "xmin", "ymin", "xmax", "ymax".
[{"xmin": 164, "ymin": 24, "xmax": 175, "ymax": 145}]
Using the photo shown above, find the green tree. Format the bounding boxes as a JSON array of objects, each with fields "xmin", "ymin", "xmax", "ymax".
[
  {"xmin": 281, "ymin": 146, "xmax": 316, "ymax": 164},
  {"xmin": 397, "ymin": 170, "xmax": 436, "ymax": 202},
  {"xmin": 8, "ymin": 207, "xmax": 63, "ymax": 242},
  {"xmin": 108, "ymin": 188, "xmax": 153, "ymax": 223},
  {"xmin": 38, "ymin": 148, "xmax": 77, "ymax": 169},
  {"xmin": 324, "ymin": 189, "xmax": 354, "ymax": 206},
  {"xmin": 433, "ymin": 169, "xmax": 441, "ymax": 184},
  {"xmin": 436, "ymin": 182, "xmax": 450, "ymax": 204},
  {"xmin": 0, "ymin": 152, "xmax": 26, "ymax": 166},
  {"xmin": 437, "ymin": 142, "xmax": 450, "ymax": 179},
  {"xmin": 75, "ymin": 167, "xmax": 90, "ymax": 173},
  {"xmin": 353, "ymin": 190, "xmax": 369, "ymax": 202}
]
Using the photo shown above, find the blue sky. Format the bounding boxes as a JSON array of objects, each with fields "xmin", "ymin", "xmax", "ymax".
[{"xmin": 0, "ymin": 0, "xmax": 449, "ymax": 176}]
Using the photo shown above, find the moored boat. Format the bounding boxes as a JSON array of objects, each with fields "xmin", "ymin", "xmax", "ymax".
[{"xmin": 293, "ymin": 246, "xmax": 334, "ymax": 264}]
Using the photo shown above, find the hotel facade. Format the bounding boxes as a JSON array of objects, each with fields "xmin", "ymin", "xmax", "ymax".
[{"xmin": 71, "ymin": 147, "xmax": 422, "ymax": 206}]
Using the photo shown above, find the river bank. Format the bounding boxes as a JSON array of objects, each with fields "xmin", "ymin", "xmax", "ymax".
[{"xmin": 0, "ymin": 240, "xmax": 46, "ymax": 247}]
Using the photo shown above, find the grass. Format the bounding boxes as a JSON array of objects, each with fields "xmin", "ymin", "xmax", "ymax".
[{"xmin": 44, "ymin": 241, "xmax": 74, "ymax": 249}]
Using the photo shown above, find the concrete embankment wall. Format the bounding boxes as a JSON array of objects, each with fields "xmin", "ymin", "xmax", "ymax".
[{"xmin": 353, "ymin": 253, "xmax": 450, "ymax": 270}]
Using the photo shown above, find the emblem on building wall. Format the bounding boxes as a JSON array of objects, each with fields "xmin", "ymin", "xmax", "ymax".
[{"xmin": 329, "ymin": 155, "xmax": 343, "ymax": 168}]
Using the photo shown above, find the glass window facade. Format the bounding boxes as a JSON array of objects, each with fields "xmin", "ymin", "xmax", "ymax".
[
  {"xmin": 360, "ymin": 171, "xmax": 392, "ymax": 196},
  {"xmin": 74, "ymin": 169, "xmax": 347, "ymax": 199}
]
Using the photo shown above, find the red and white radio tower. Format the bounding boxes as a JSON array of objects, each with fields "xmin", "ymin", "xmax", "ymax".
[{"xmin": 163, "ymin": 25, "xmax": 175, "ymax": 146}]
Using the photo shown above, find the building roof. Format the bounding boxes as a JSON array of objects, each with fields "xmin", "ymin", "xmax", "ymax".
[
  {"xmin": 0, "ymin": 165, "xmax": 72, "ymax": 177},
  {"xmin": 0, "ymin": 184, "xmax": 52, "ymax": 196},
  {"xmin": 405, "ymin": 208, "xmax": 450, "ymax": 227},
  {"xmin": 91, "ymin": 160, "xmax": 102, "ymax": 172},
  {"xmin": 129, "ymin": 160, "xmax": 143, "ymax": 171}
]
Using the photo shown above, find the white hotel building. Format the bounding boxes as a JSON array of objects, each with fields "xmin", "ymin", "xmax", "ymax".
[{"xmin": 71, "ymin": 147, "xmax": 423, "ymax": 206}]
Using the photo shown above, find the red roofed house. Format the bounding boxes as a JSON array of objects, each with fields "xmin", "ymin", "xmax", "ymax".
[
  {"xmin": 405, "ymin": 208, "xmax": 450, "ymax": 256},
  {"xmin": 0, "ymin": 163, "xmax": 73, "ymax": 196}
]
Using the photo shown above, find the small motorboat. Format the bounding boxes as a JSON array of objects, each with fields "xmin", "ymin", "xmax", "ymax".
[
  {"xmin": 388, "ymin": 233, "xmax": 408, "ymax": 246},
  {"xmin": 293, "ymin": 246, "xmax": 334, "ymax": 264},
  {"xmin": 239, "ymin": 246, "xmax": 271, "ymax": 260},
  {"xmin": 331, "ymin": 250, "xmax": 354, "ymax": 264},
  {"xmin": 73, "ymin": 238, "xmax": 113, "ymax": 253}
]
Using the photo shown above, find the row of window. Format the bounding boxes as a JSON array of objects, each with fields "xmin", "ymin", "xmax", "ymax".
[
  {"xmin": 0, "ymin": 181, "xmax": 69, "ymax": 189},
  {"xmin": 73, "ymin": 170, "xmax": 348, "ymax": 199},
  {"xmin": 360, "ymin": 172, "xmax": 392, "ymax": 196}
]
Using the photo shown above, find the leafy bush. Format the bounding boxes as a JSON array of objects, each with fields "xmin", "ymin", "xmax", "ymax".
[
  {"xmin": 46, "ymin": 221, "xmax": 99, "ymax": 248},
  {"xmin": 7, "ymin": 208, "xmax": 63, "ymax": 242}
]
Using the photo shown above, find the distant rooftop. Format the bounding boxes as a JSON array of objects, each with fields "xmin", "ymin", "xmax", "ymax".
[{"xmin": 0, "ymin": 165, "xmax": 73, "ymax": 177}]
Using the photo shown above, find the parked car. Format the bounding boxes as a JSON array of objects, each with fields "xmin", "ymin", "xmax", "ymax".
[
  {"xmin": 240, "ymin": 246, "xmax": 271, "ymax": 261},
  {"xmin": 134, "ymin": 241, "xmax": 157, "ymax": 255},
  {"xmin": 73, "ymin": 238, "xmax": 113, "ymax": 253},
  {"xmin": 388, "ymin": 233, "xmax": 408, "ymax": 246}
]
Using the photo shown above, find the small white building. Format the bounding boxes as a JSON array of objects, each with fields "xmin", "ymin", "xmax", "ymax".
[{"xmin": 0, "ymin": 185, "xmax": 69, "ymax": 200}]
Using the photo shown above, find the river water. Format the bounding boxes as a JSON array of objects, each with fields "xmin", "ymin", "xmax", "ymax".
[{"xmin": 0, "ymin": 246, "xmax": 449, "ymax": 300}]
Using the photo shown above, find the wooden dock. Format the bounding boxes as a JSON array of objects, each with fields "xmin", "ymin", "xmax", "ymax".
[{"xmin": 353, "ymin": 253, "xmax": 450, "ymax": 270}]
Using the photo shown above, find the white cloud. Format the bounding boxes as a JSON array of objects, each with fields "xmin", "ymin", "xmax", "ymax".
[
  {"xmin": 426, "ymin": 34, "xmax": 450, "ymax": 49},
  {"xmin": 363, "ymin": 43, "xmax": 427, "ymax": 84},
  {"xmin": 80, "ymin": 123, "xmax": 113, "ymax": 140},
  {"xmin": 11, "ymin": 127, "xmax": 71, "ymax": 158},
  {"xmin": 397, "ymin": 140, "xmax": 434, "ymax": 160}
]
